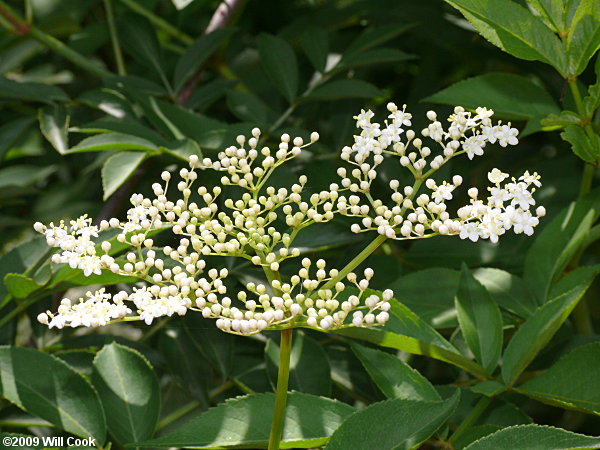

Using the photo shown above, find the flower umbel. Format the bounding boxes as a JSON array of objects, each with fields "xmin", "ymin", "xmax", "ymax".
[{"xmin": 33, "ymin": 104, "xmax": 543, "ymax": 334}]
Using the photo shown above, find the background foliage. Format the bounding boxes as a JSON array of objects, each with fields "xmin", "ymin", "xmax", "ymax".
[{"xmin": 0, "ymin": 0, "xmax": 599, "ymax": 449}]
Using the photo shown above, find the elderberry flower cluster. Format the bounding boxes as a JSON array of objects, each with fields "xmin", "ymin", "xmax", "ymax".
[
  {"xmin": 336, "ymin": 104, "xmax": 544, "ymax": 241},
  {"xmin": 33, "ymin": 103, "xmax": 544, "ymax": 335}
]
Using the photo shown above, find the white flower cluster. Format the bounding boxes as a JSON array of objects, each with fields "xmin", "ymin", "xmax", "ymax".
[
  {"xmin": 458, "ymin": 169, "xmax": 545, "ymax": 243},
  {"xmin": 336, "ymin": 103, "xmax": 538, "ymax": 242},
  {"xmin": 32, "ymin": 103, "xmax": 543, "ymax": 335}
]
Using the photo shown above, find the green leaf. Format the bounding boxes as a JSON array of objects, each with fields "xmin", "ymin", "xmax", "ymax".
[
  {"xmin": 78, "ymin": 89, "xmax": 136, "ymax": 120},
  {"xmin": 516, "ymin": 342, "xmax": 600, "ymax": 415},
  {"xmin": 300, "ymin": 26, "xmax": 329, "ymax": 72},
  {"xmin": 0, "ymin": 116, "xmax": 35, "ymax": 161},
  {"xmin": 443, "ymin": 0, "xmax": 568, "ymax": 75},
  {"xmin": 566, "ymin": 0, "xmax": 600, "ymax": 76},
  {"xmin": 390, "ymin": 268, "xmax": 459, "ymax": 328},
  {"xmin": 101, "ymin": 151, "xmax": 146, "ymax": 200},
  {"xmin": 0, "ymin": 346, "xmax": 106, "ymax": 444},
  {"xmin": 137, "ymin": 392, "xmax": 355, "ymax": 448},
  {"xmin": 325, "ymin": 390, "xmax": 460, "ymax": 450},
  {"xmin": 343, "ymin": 24, "xmax": 415, "ymax": 57},
  {"xmin": 3, "ymin": 273, "xmax": 42, "ymax": 298},
  {"xmin": 473, "ymin": 268, "xmax": 537, "ymax": 318},
  {"xmin": 463, "ymin": 424, "xmax": 600, "ymax": 450},
  {"xmin": 265, "ymin": 331, "xmax": 331, "ymax": 396},
  {"xmin": 0, "ymin": 164, "xmax": 57, "ymax": 189},
  {"xmin": 527, "ymin": 0, "xmax": 566, "ymax": 32},
  {"xmin": 350, "ymin": 342, "xmax": 441, "ymax": 401},
  {"xmin": 307, "ymin": 79, "xmax": 384, "ymax": 100},
  {"xmin": 423, "ymin": 73, "xmax": 560, "ymax": 120},
  {"xmin": 0, "ymin": 77, "xmax": 69, "ymax": 103},
  {"xmin": 92, "ymin": 343, "xmax": 160, "ymax": 445},
  {"xmin": 540, "ymin": 110, "xmax": 582, "ymax": 129},
  {"xmin": 162, "ymin": 139, "xmax": 203, "ymax": 163},
  {"xmin": 258, "ymin": 34, "xmax": 298, "ymax": 103},
  {"xmin": 173, "ymin": 28, "xmax": 234, "ymax": 92},
  {"xmin": 502, "ymin": 265, "xmax": 600, "ymax": 385},
  {"xmin": 455, "ymin": 264, "xmax": 503, "ymax": 374},
  {"xmin": 0, "ymin": 237, "xmax": 50, "ymax": 308},
  {"xmin": 333, "ymin": 326, "xmax": 486, "ymax": 379},
  {"xmin": 68, "ymin": 133, "xmax": 158, "ymax": 153},
  {"xmin": 226, "ymin": 90, "xmax": 270, "ymax": 124},
  {"xmin": 119, "ymin": 15, "xmax": 171, "ymax": 92},
  {"xmin": 341, "ymin": 287, "xmax": 457, "ymax": 352},
  {"xmin": 524, "ymin": 189, "xmax": 600, "ymax": 303},
  {"xmin": 38, "ymin": 104, "xmax": 69, "ymax": 154},
  {"xmin": 339, "ymin": 48, "xmax": 415, "ymax": 70},
  {"xmin": 561, "ymin": 124, "xmax": 600, "ymax": 164}
]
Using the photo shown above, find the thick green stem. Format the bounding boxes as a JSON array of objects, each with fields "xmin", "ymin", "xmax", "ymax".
[
  {"xmin": 119, "ymin": 0, "xmax": 193, "ymax": 45},
  {"xmin": 103, "ymin": 0, "xmax": 126, "ymax": 75},
  {"xmin": 268, "ymin": 328, "xmax": 293, "ymax": 450},
  {"xmin": 448, "ymin": 396, "xmax": 492, "ymax": 445}
]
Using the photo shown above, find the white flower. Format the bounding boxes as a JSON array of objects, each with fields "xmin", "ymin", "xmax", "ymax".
[
  {"xmin": 488, "ymin": 168, "xmax": 509, "ymax": 184},
  {"xmin": 488, "ymin": 186, "xmax": 511, "ymax": 207},
  {"xmin": 459, "ymin": 222, "xmax": 480, "ymax": 242},
  {"xmin": 513, "ymin": 210, "xmax": 539, "ymax": 235},
  {"xmin": 354, "ymin": 109, "xmax": 374, "ymax": 128},
  {"xmin": 432, "ymin": 182, "xmax": 455, "ymax": 203},
  {"xmin": 496, "ymin": 125, "xmax": 519, "ymax": 147},
  {"xmin": 519, "ymin": 170, "xmax": 541, "ymax": 187},
  {"xmin": 507, "ymin": 182, "xmax": 535, "ymax": 210},
  {"xmin": 481, "ymin": 126, "xmax": 498, "ymax": 144},
  {"xmin": 463, "ymin": 135, "xmax": 486, "ymax": 159}
]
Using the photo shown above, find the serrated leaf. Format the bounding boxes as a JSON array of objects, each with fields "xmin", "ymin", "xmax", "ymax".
[
  {"xmin": 455, "ymin": 264, "xmax": 503, "ymax": 374},
  {"xmin": 0, "ymin": 77, "xmax": 69, "ymax": 103},
  {"xmin": 515, "ymin": 342, "xmax": 600, "ymax": 415},
  {"xmin": 119, "ymin": 15, "xmax": 171, "ymax": 92},
  {"xmin": 561, "ymin": 124, "xmax": 600, "ymax": 164},
  {"xmin": 265, "ymin": 331, "xmax": 331, "ymax": 396},
  {"xmin": 524, "ymin": 189, "xmax": 600, "ymax": 304},
  {"xmin": 307, "ymin": 79, "xmax": 383, "ymax": 100},
  {"xmin": 473, "ymin": 268, "xmax": 537, "ymax": 318},
  {"xmin": 565, "ymin": 0, "xmax": 600, "ymax": 76},
  {"xmin": 583, "ymin": 61, "xmax": 600, "ymax": 116},
  {"xmin": 351, "ymin": 342, "xmax": 440, "ymax": 401},
  {"xmin": 540, "ymin": 110, "xmax": 582, "ymax": 129},
  {"xmin": 502, "ymin": 265, "xmax": 600, "ymax": 385},
  {"xmin": 162, "ymin": 138, "xmax": 203, "ymax": 163},
  {"xmin": 92, "ymin": 343, "xmax": 160, "ymax": 444},
  {"xmin": 325, "ymin": 390, "xmax": 460, "ymax": 450},
  {"xmin": 0, "ymin": 346, "xmax": 106, "ymax": 444},
  {"xmin": 423, "ymin": 73, "xmax": 560, "ymax": 120},
  {"xmin": 464, "ymin": 424, "xmax": 600, "ymax": 450},
  {"xmin": 527, "ymin": 0, "xmax": 565, "ymax": 32},
  {"xmin": 68, "ymin": 133, "xmax": 158, "ymax": 153},
  {"xmin": 300, "ymin": 26, "xmax": 329, "ymax": 72},
  {"xmin": 258, "ymin": 34, "xmax": 298, "ymax": 103},
  {"xmin": 332, "ymin": 326, "xmax": 486, "ymax": 379},
  {"xmin": 78, "ymin": 89, "xmax": 136, "ymax": 120},
  {"xmin": 101, "ymin": 151, "xmax": 146, "ymax": 200},
  {"xmin": 38, "ymin": 104, "xmax": 69, "ymax": 154},
  {"xmin": 136, "ymin": 392, "xmax": 355, "ymax": 448},
  {"xmin": 443, "ymin": 0, "xmax": 568, "ymax": 75},
  {"xmin": 174, "ymin": 29, "xmax": 234, "ymax": 92},
  {"xmin": 3, "ymin": 273, "xmax": 41, "ymax": 298}
]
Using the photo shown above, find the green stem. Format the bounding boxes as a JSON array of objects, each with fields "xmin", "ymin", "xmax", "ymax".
[
  {"xmin": 268, "ymin": 328, "xmax": 293, "ymax": 450},
  {"xmin": 568, "ymin": 77, "xmax": 596, "ymax": 335},
  {"xmin": 103, "ymin": 0, "xmax": 126, "ymax": 76},
  {"xmin": 156, "ymin": 400, "xmax": 201, "ymax": 431},
  {"xmin": 448, "ymin": 396, "xmax": 493, "ymax": 445},
  {"xmin": 119, "ymin": 0, "xmax": 193, "ymax": 45},
  {"xmin": 0, "ymin": 1, "xmax": 112, "ymax": 78}
]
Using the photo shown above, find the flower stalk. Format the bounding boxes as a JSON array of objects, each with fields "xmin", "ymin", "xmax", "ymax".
[{"xmin": 268, "ymin": 328, "xmax": 293, "ymax": 450}]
